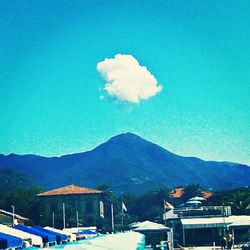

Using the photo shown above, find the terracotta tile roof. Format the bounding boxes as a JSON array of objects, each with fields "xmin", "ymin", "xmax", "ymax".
[
  {"xmin": 169, "ymin": 188, "xmax": 213, "ymax": 199},
  {"xmin": 169, "ymin": 188, "xmax": 184, "ymax": 198},
  {"xmin": 37, "ymin": 184, "xmax": 103, "ymax": 197},
  {"xmin": 202, "ymin": 191, "xmax": 213, "ymax": 199}
]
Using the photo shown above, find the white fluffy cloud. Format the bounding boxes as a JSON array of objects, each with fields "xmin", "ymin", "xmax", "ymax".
[{"xmin": 97, "ymin": 54, "xmax": 163, "ymax": 103}]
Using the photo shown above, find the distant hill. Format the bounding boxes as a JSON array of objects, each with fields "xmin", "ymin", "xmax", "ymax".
[
  {"xmin": 0, "ymin": 167, "xmax": 36, "ymax": 192},
  {"xmin": 0, "ymin": 132, "xmax": 249, "ymax": 194}
]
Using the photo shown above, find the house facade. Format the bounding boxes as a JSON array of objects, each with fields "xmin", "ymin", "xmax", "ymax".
[{"xmin": 37, "ymin": 185, "xmax": 106, "ymax": 229}]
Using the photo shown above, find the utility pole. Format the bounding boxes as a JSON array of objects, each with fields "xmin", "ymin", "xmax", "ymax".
[
  {"xmin": 52, "ymin": 211, "xmax": 55, "ymax": 228},
  {"xmin": 121, "ymin": 192, "xmax": 124, "ymax": 230},
  {"xmin": 163, "ymin": 199, "xmax": 166, "ymax": 225},
  {"xmin": 121, "ymin": 207, "xmax": 124, "ymax": 229},
  {"xmin": 11, "ymin": 205, "xmax": 15, "ymax": 227},
  {"xmin": 62, "ymin": 203, "xmax": 66, "ymax": 229},
  {"xmin": 76, "ymin": 210, "xmax": 79, "ymax": 227},
  {"xmin": 111, "ymin": 204, "xmax": 114, "ymax": 232},
  {"xmin": 223, "ymin": 203, "xmax": 226, "ymax": 236}
]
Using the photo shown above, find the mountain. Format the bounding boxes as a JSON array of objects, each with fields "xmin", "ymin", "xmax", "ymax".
[{"xmin": 0, "ymin": 132, "xmax": 249, "ymax": 194}]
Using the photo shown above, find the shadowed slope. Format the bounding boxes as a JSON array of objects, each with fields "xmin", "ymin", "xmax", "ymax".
[{"xmin": 0, "ymin": 133, "xmax": 249, "ymax": 194}]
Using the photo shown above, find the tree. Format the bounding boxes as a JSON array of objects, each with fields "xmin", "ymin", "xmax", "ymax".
[
  {"xmin": 180, "ymin": 184, "xmax": 203, "ymax": 203},
  {"xmin": 208, "ymin": 187, "xmax": 250, "ymax": 215},
  {"xmin": 96, "ymin": 184, "xmax": 114, "ymax": 202},
  {"xmin": 1, "ymin": 186, "xmax": 43, "ymax": 224},
  {"xmin": 129, "ymin": 187, "xmax": 170, "ymax": 222}
]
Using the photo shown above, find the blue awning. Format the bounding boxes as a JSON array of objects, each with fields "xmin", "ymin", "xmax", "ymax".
[
  {"xmin": 14, "ymin": 224, "xmax": 56, "ymax": 244},
  {"xmin": 0, "ymin": 232, "xmax": 23, "ymax": 249},
  {"xmin": 77, "ymin": 230, "xmax": 97, "ymax": 235},
  {"xmin": 33, "ymin": 226, "xmax": 67, "ymax": 243}
]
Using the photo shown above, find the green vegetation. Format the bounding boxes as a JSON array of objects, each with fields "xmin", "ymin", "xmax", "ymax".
[
  {"xmin": 0, "ymin": 184, "xmax": 249, "ymax": 230},
  {"xmin": 207, "ymin": 187, "xmax": 250, "ymax": 215},
  {"xmin": 0, "ymin": 186, "xmax": 43, "ymax": 225}
]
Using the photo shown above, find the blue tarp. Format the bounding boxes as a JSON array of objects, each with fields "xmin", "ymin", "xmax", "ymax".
[
  {"xmin": 77, "ymin": 230, "xmax": 97, "ymax": 235},
  {"xmin": 14, "ymin": 224, "xmax": 56, "ymax": 244},
  {"xmin": 33, "ymin": 226, "xmax": 67, "ymax": 243},
  {"xmin": 75, "ymin": 230, "xmax": 98, "ymax": 240},
  {"xmin": 0, "ymin": 237, "xmax": 7, "ymax": 249},
  {"xmin": 0, "ymin": 232, "xmax": 23, "ymax": 249}
]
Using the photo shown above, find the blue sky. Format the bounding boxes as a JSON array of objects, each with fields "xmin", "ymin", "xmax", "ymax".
[{"xmin": 1, "ymin": 0, "xmax": 249, "ymax": 165}]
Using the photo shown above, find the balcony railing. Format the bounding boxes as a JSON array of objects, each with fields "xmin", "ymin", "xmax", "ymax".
[{"xmin": 163, "ymin": 206, "xmax": 231, "ymax": 220}]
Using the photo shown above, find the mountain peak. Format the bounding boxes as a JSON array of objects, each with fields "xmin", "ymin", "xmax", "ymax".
[
  {"xmin": 105, "ymin": 132, "xmax": 155, "ymax": 150},
  {"xmin": 108, "ymin": 132, "xmax": 146, "ymax": 143}
]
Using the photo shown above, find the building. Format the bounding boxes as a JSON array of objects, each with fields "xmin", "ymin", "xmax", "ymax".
[
  {"xmin": 0, "ymin": 209, "xmax": 29, "ymax": 226},
  {"xmin": 180, "ymin": 215, "xmax": 250, "ymax": 246},
  {"xmin": 163, "ymin": 205, "xmax": 250, "ymax": 247},
  {"xmin": 37, "ymin": 185, "xmax": 107, "ymax": 228}
]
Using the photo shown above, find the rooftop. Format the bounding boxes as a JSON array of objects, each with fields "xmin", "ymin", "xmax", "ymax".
[
  {"xmin": 37, "ymin": 184, "xmax": 104, "ymax": 197},
  {"xmin": 169, "ymin": 188, "xmax": 184, "ymax": 198},
  {"xmin": 0, "ymin": 209, "xmax": 29, "ymax": 221},
  {"xmin": 202, "ymin": 191, "xmax": 213, "ymax": 199},
  {"xmin": 169, "ymin": 188, "xmax": 213, "ymax": 199}
]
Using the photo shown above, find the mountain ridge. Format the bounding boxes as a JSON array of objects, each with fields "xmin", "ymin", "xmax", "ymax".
[
  {"xmin": 0, "ymin": 132, "xmax": 249, "ymax": 194},
  {"xmin": 1, "ymin": 132, "xmax": 248, "ymax": 165}
]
